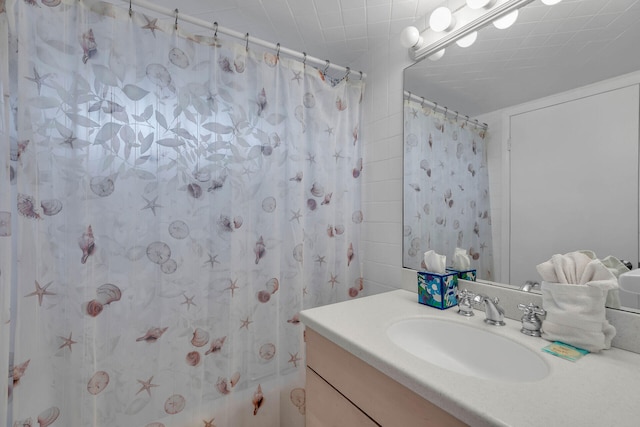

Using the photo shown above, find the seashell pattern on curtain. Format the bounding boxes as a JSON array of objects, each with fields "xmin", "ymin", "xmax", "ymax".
[
  {"xmin": 403, "ymin": 98, "xmax": 493, "ymax": 279},
  {"xmin": 0, "ymin": 0, "xmax": 365, "ymax": 426}
]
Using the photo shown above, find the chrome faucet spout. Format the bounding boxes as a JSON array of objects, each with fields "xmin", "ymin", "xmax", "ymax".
[
  {"xmin": 520, "ymin": 280, "xmax": 540, "ymax": 292},
  {"xmin": 473, "ymin": 294, "xmax": 505, "ymax": 326}
]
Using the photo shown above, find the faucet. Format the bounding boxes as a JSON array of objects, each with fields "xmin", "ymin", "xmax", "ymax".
[
  {"xmin": 520, "ymin": 280, "xmax": 540, "ymax": 292},
  {"xmin": 456, "ymin": 289, "xmax": 475, "ymax": 317},
  {"xmin": 473, "ymin": 294, "xmax": 505, "ymax": 326}
]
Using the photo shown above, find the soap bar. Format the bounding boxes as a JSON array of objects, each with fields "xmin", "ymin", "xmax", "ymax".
[{"xmin": 542, "ymin": 341, "xmax": 589, "ymax": 362}]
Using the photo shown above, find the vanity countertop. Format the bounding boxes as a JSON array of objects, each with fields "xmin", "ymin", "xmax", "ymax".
[{"xmin": 300, "ymin": 289, "xmax": 640, "ymax": 427}]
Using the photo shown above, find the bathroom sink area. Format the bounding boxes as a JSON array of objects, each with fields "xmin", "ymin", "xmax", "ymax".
[
  {"xmin": 300, "ymin": 289, "xmax": 640, "ymax": 427},
  {"xmin": 387, "ymin": 317, "xmax": 548, "ymax": 382}
]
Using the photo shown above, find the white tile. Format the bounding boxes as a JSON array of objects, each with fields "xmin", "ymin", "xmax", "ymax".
[{"xmin": 342, "ymin": 7, "xmax": 367, "ymax": 26}]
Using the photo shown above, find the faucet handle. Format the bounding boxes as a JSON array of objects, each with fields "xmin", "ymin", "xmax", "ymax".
[
  {"xmin": 518, "ymin": 303, "xmax": 546, "ymax": 337},
  {"xmin": 456, "ymin": 289, "xmax": 475, "ymax": 317},
  {"xmin": 518, "ymin": 303, "xmax": 545, "ymax": 316}
]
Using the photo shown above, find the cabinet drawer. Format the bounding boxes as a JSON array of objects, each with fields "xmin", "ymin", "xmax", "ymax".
[
  {"xmin": 306, "ymin": 367, "xmax": 379, "ymax": 427},
  {"xmin": 306, "ymin": 328, "xmax": 467, "ymax": 427}
]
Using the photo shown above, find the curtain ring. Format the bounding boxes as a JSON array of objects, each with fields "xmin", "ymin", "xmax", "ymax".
[
  {"xmin": 359, "ymin": 71, "xmax": 363, "ymax": 80},
  {"xmin": 455, "ymin": 111, "xmax": 459, "ymax": 122},
  {"xmin": 433, "ymin": 102, "xmax": 438, "ymax": 113},
  {"xmin": 174, "ymin": 8, "xmax": 179, "ymax": 30},
  {"xmin": 444, "ymin": 106, "xmax": 448, "ymax": 118},
  {"xmin": 245, "ymin": 33, "xmax": 249, "ymax": 52},
  {"xmin": 302, "ymin": 52, "xmax": 307, "ymax": 68},
  {"xmin": 474, "ymin": 119, "xmax": 479, "ymax": 128},
  {"xmin": 128, "ymin": 0, "xmax": 132, "ymax": 17},
  {"xmin": 420, "ymin": 97, "xmax": 425, "ymax": 108},
  {"xmin": 323, "ymin": 59, "xmax": 330, "ymax": 75},
  {"xmin": 343, "ymin": 67, "xmax": 351, "ymax": 81},
  {"xmin": 276, "ymin": 43, "xmax": 281, "ymax": 59},
  {"xmin": 213, "ymin": 21, "xmax": 218, "ymax": 38}
]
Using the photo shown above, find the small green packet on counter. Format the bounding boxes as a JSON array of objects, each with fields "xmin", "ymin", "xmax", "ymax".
[{"xmin": 542, "ymin": 341, "xmax": 590, "ymax": 362}]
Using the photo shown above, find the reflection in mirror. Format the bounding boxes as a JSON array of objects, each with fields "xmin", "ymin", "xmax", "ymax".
[
  {"xmin": 402, "ymin": 0, "xmax": 640, "ymax": 313},
  {"xmin": 402, "ymin": 92, "xmax": 493, "ymax": 279}
]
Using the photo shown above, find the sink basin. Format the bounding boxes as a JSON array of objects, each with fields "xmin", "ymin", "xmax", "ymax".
[{"xmin": 387, "ymin": 317, "xmax": 549, "ymax": 382}]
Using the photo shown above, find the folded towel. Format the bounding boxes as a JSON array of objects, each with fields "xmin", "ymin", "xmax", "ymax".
[
  {"xmin": 536, "ymin": 251, "xmax": 619, "ymax": 352},
  {"xmin": 540, "ymin": 281, "xmax": 615, "ymax": 352},
  {"xmin": 424, "ymin": 250, "xmax": 446, "ymax": 274},
  {"xmin": 537, "ymin": 250, "xmax": 621, "ymax": 309},
  {"xmin": 452, "ymin": 247, "xmax": 471, "ymax": 271}
]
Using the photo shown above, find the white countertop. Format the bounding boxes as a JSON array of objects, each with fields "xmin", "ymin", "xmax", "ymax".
[{"xmin": 300, "ymin": 290, "xmax": 640, "ymax": 427}]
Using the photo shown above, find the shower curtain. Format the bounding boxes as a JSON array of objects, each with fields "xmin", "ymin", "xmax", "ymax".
[
  {"xmin": 403, "ymin": 97, "xmax": 493, "ymax": 279},
  {"xmin": 0, "ymin": 1, "xmax": 365, "ymax": 426}
]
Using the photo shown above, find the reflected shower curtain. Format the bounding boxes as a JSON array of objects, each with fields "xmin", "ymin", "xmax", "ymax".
[
  {"xmin": 403, "ymin": 98, "xmax": 493, "ymax": 279},
  {"xmin": 0, "ymin": 1, "xmax": 365, "ymax": 426}
]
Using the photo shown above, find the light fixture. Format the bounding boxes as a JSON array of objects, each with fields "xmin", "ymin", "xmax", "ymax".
[
  {"xmin": 405, "ymin": 0, "xmax": 539, "ymax": 61},
  {"xmin": 429, "ymin": 7, "xmax": 456, "ymax": 32},
  {"xmin": 466, "ymin": 0, "xmax": 496, "ymax": 9},
  {"xmin": 429, "ymin": 49, "xmax": 446, "ymax": 61},
  {"xmin": 541, "ymin": 0, "xmax": 562, "ymax": 4},
  {"xmin": 456, "ymin": 31, "xmax": 477, "ymax": 48},
  {"xmin": 400, "ymin": 26, "xmax": 423, "ymax": 48},
  {"xmin": 492, "ymin": 9, "xmax": 518, "ymax": 29}
]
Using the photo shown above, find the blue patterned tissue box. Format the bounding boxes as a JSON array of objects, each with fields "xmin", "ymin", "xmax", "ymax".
[
  {"xmin": 446, "ymin": 268, "xmax": 477, "ymax": 282},
  {"xmin": 417, "ymin": 271, "xmax": 458, "ymax": 310}
]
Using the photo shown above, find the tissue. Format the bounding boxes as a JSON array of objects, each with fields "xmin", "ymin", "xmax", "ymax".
[
  {"xmin": 423, "ymin": 250, "xmax": 446, "ymax": 274},
  {"xmin": 452, "ymin": 247, "xmax": 471, "ymax": 271}
]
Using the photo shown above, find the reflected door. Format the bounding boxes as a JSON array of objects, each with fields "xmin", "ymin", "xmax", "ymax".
[{"xmin": 509, "ymin": 85, "xmax": 639, "ymax": 288}]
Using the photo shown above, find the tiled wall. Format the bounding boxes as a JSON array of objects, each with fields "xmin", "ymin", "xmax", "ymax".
[{"xmin": 351, "ymin": 37, "xmax": 412, "ymax": 296}]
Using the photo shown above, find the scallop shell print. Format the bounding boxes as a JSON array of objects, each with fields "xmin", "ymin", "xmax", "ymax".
[
  {"xmin": 96, "ymin": 283, "xmax": 121, "ymax": 305},
  {"xmin": 40, "ymin": 199, "xmax": 62, "ymax": 216},
  {"xmin": 41, "ymin": 0, "xmax": 62, "ymax": 6},
  {"xmin": 185, "ymin": 351, "xmax": 201, "ymax": 367},
  {"xmin": 37, "ymin": 406, "xmax": 60, "ymax": 427},
  {"xmin": 87, "ymin": 371, "xmax": 109, "ymax": 395},
  {"xmin": 191, "ymin": 328, "xmax": 209, "ymax": 347}
]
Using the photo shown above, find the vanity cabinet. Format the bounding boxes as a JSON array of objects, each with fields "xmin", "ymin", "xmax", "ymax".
[{"xmin": 305, "ymin": 328, "xmax": 467, "ymax": 427}]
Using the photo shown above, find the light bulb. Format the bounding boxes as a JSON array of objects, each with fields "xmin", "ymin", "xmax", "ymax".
[
  {"xmin": 466, "ymin": 0, "xmax": 495, "ymax": 9},
  {"xmin": 456, "ymin": 31, "xmax": 477, "ymax": 48},
  {"xmin": 429, "ymin": 49, "xmax": 445, "ymax": 61},
  {"xmin": 429, "ymin": 7, "xmax": 456, "ymax": 32},
  {"xmin": 493, "ymin": 9, "xmax": 518, "ymax": 29},
  {"xmin": 400, "ymin": 26, "xmax": 423, "ymax": 48},
  {"xmin": 541, "ymin": 0, "xmax": 562, "ymax": 4}
]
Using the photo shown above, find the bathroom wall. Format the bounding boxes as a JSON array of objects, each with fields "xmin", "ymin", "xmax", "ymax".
[{"xmin": 351, "ymin": 37, "xmax": 412, "ymax": 296}]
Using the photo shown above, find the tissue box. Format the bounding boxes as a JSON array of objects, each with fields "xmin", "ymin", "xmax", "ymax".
[
  {"xmin": 447, "ymin": 268, "xmax": 477, "ymax": 281},
  {"xmin": 417, "ymin": 271, "xmax": 458, "ymax": 310}
]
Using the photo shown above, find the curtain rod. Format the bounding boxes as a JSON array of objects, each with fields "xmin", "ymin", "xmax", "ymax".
[
  {"xmin": 122, "ymin": 0, "xmax": 366, "ymax": 81},
  {"xmin": 404, "ymin": 90, "xmax": 488, "ymax": 130}
]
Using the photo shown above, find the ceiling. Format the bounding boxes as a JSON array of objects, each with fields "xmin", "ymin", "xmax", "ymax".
[{"xmin": 127, "ymin": 0, "xmax": 640, "ymax": 117}]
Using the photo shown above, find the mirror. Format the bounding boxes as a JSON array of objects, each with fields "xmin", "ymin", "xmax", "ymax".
[{"xmin": 402, "ymin": 0, "xmax": 640, "ymax": 313}]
